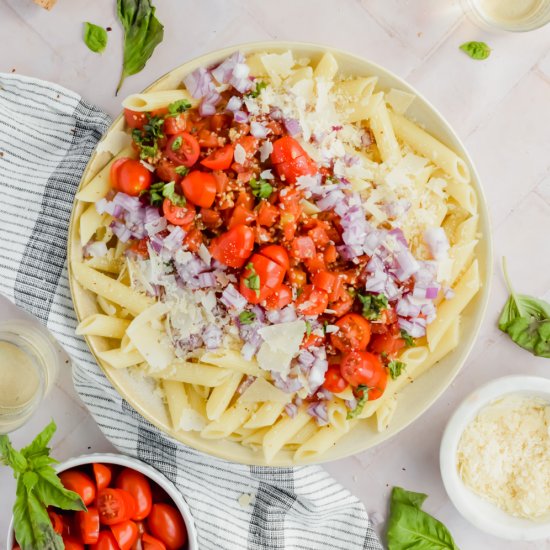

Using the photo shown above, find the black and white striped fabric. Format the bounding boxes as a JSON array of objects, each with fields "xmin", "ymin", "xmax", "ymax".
[{"xmin": 0, "ymin": 73, "xmax": 383, "ymax": 550}]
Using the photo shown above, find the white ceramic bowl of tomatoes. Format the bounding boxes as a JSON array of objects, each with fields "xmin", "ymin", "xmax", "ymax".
[{"xmin": 7, "ymin": 452, "xmax": 198, "ymax": 550}]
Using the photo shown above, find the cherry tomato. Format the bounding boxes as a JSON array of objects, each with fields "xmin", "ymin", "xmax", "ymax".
[
  {"xmin": 93, "ymin": 463, "xmax": 112, "ymax": 492},
  {"xmin": 330, "ymin": 291, "xmax": 354, "ymax": 317},
  {"xmin": 201, "ymin": 144, "xmax": 234, "ymax": 170},
  {"xmin": 124, "ymin": 109, "xmax": 148, "ymax": 130},
  {"xmin": 110, "ymin": 520, "xmax": 138, "ymax": 550},
  {"xmin": 209, "ymin": 224, "xmax": 255, "ymax": 268},
  {"xmin": 331, "ymin": 314, "xmax": 372, "ymax": 352},
  {"xmin": 59, "ymin": 470, "xmax": 96, "ymax": 506},
  {"xmin": 162, "ymin": 198, "xmax": 195, "ymax": 228},
  {"xmin": 295, "ymin": 285, "xmax": 329, "ymax": 316},
  {"xmin": 89, "ymin": 531, "xmax": 119, "ymax": 550},
  {"xmin": 155, "ymin": 158, "xmax": 183, "ymax": 183},
  {"xmin": 164, "ymin": 114, "xmax": 187, "ymax": 135},
  {"xmin": 97, "ymin": 488, "xmax": 137, "ymax": 526},
  {"xmin": 323, "ymin": 366, "xmax": 349, "ymax": 393},
  {"xmin": 115, "ymin": 468, "xmax": 152, "ymax": 521},
  {"xmin": 142, "ymin": 533, "xmax": 167, "ymax": 550},
  {"xmin": 110, "ymin": 158, "xmax": 152, "ymax": 196},
  {"xmin": 198, "ymin": 129, "xmax": 219, "ymax": 148},
  {"xmin": 62, "ymin": 536, "xmax": 84, "ymax": 550},
  {"xmin": 180, "ymin": 171, "xmax": 217, "ymax": 208},
  {"xmin": 260, "ymin": 245, "xmax": 290, "ymax": 271},
  {"xmin": 240, "ymin": 253, "xmax": 285, "ymax": 304},
  {"xmin": 369, "ymin": 332, "xmax": 406, "ymax": 357},
  {"xmin": 166, "ymin": 132, "xmax": 200, "ymax": 167},
  {"xmin": 265, "ymin": 284, "xmax": 292, "ymax": 310},
  {"xmin": 48, "ymin": 509, "xmax": 64, "ymax": 535},
  {"xmin": 271, "ymin": 136, "xmax": 317, "ymax": 183},
  {"xmin": 76, "ymin": 507, "xmax": 99, "ymax": 545},
  {"xmin": 147, "ymin": 503, "xmax": 188, "ymax": 550},
  {"xmin": 340, "ymin": 351, "xmax": 387, "ymax": 400},
  {"xmin": 200, "ymin": 207, "xmax": 222, "ymax": 229},
  {"xmin": 312, "ymin": 271, "xmax": 337, "ymax": 293},
  {"xmin": 257, "ymin": 201, "xmax": 279, "ymax": 227}
]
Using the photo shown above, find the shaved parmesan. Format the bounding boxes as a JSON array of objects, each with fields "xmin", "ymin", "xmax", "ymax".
[
  {"xmin": 260, "ymin": 51, "xmax": 295, "ymax": 85},
  {"xmin": 386, "ymin": 88, "xmax": 415, "ymax": 115},
  {"xmin": 239, "ymin": 377, "xmax": 291, "ymax": 404},
  {"xmin": 257, "ymin": 320, "xmax": 306, "ymax": 376}
]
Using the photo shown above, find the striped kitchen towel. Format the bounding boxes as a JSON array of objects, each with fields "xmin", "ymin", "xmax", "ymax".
[{"xmin": 0, "ymin": 73, "xmax": 383, "ymax": 550}]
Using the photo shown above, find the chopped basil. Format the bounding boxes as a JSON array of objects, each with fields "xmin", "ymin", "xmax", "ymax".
[
  {"xmin": 171, "ymin": 136, "xmax": 183, "ymax": 152},
  {"xmin": 400, "ymin": 329, "xmax": 415, "ymax": 347},
  {"xmin": 168, "ymin": 99, "xmax": 191, "ymax": 115},
  {"xmin": 305, "ymin": 320, "xmax": 312, "ymax": 337},
  {"xmin": 247, "ymin": 81, "xmax": 267, "ymax": 98},
  {"xmin": 162, "ymin": 181, "xmax": 186, "ymax": 206},
  {"xmin": 244, "ymin": 262, "xmax": 260, "ymax": 296},
  {"xmin": 388, "ymin": 360, "xmax": 406, "ymax": 380},
  {"xmin": 132, "ymin": 115, "xmax": 164, "ymax": 160},
  {"xmin": 238, "ymin": 311, "xmax": 256, "ymax": 325},
  {"xmin": 83, "ymin": 22, "xmax": 108, "ymax": 54},
  {"xmin": 459, "ymin": 41, "xmax": 491, "ymax": 60},
  {"xmin": 142, "ymin": 181, "xmax": 185, "ymax": 207},
  {"xmin": 358, "ymin": 293, "xmax": 389, "ymax": 321},
  {"xmin": 347, "ymin": 385, "xmax": 369, "ymax": 419},
  {"xmin": 174, "ymin": 165, "xmax": 190, "ymax": 177},
  {"xmin": 249, "ymin": 178, "xmax": 273, "ymax": 200}
]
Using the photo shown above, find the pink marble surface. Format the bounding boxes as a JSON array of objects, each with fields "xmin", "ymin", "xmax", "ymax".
[{"xmin": 1, "ymin": 1, "xmax": 549, "ymax": 548}]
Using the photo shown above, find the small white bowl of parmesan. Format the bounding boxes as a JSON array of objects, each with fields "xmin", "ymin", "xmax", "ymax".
[{"xmin": 440, "ymin": 375, "xmax": 550, "ymax": 541}]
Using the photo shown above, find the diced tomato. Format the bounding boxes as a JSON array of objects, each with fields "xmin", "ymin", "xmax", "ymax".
[
  {"xmin": 308, "ymin": 225, "xmax": 330, "ymax": 248},
  {"xmin": 162, "ymin": 199, "xmax": 195, "ymax": 228},
  {"xmin": 210, "ymin": 224, "xmax": 255, "ymax": 268},
  {"xmin": 369, "ymin": 332, "xmax": 406, "ymax": 357},
  {"xmin": 265, "ymin": 284, "xmax": 292, "ymax": 310},
  {"xmin": 324, "ymin": 244, "xmax": 337, "ymax": 264},
  {"xmin": 312, "ymin": 271, "xmax": 337, "ymax": 293},
  {"xmin": 198, "ymin": 129, "xmax": 219, "ymax": 148},
  {"xmin": 124, "ymin": 109, "xmax": 148, "ymax": 130},
  {"xmin": 210, "ymin": 114, "xmax": 230, "ymax": 132},
  {"xmin": 288, "ymin": 267, "xmax": 307, "ymax": 288},
  {"xmin": 304, "ymin": 253, "xmax": 326, "ymax": 275},
  {"xmin": 155, "ymin": 158, "xmax": 183, "ymax": 183},
  {"xmin": 301, "ymin": 332, "xmax": 324, "ymax": 349},
  {"xmin": 234, "ymin": 135, "xmax": 259, "ymax": 164},
  {"xmin": 229, "ymin": 204, "xmax": 256, "ymax": 228},
  {"xmin": 200, "ymin": 208, "xmax": 222, "ymax": 229},
  {"xmin": 150, "ymin": 107, "xmax": 169, "ymax": 118},
  {"xmin": 181, "ymin": 171, "xmax": 217, "ymax": 208},
  {"xmin": 329, "ymin": 290, "xmax": 354, "ymax": 317},
  {"xmin": 290, "ymin": 236, "xmax": 316, "ymax": 260},
  {"xmin": 239, "ymin": 253, "xmax": 285, "ymax": 304},
  {"xmin": 257, "ymin": 201, "xmax": 279, "ymax": 227},
  {"xmin": 201, "ymin": 144, "xmax": 234, "ymax": 170},
  {"xmin": 183, "ymin": 227, "xmax": 203, "ymax": 252},
  {"xmin": 166, "ymin": 132, "xmax": 200, "ymax": 167},
  {"xmin": 235, "ymin": 191, "xmax": 255, "ymax": 210},
  {"xmin": 331, "ymin": 314, "xmax": 372, "ymax": 352},
  {"xmin": 164, "ymin": 114, "xmax": 187, "ymax": 135},
  {"xmin": 212, "ymin": 170, "xmax": 229, "ymax": 194},
  {"xmin": 260, "ymin": 245, "xmax": 290, "ymax": 271},
  {"xmin": 323, "ymin": 366, "xmax": 348, "ymax": 393},
  {"xmin": 295, "ymin": 285, "xmax": 329, "ymax": 316}
]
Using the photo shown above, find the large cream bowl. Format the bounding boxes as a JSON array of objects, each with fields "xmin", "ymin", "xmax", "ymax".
[{"xmin": 68, "ymin": 42, "xmax": 492, "ymax": 466}]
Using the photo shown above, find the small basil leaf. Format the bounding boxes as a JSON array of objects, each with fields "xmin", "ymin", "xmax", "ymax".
[
  {"xmin": 459, "ymin": 41, "xmax": 491, "ymax": 60},
  {"xmin": 83, "ymin": 22, "xmax": 108, "ymax": 54}
]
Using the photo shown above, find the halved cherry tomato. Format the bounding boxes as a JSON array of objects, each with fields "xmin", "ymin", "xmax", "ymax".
[
  {"xmin": 164, "ymin": 114, "xmax": 187, "ymax": 135},
  {"xmin": 110, "ymin": 158, "xmax": 152, "ymax": 196},
  {"xmin": 59, "ymin": 470, "xmax": 96, "ymax": 506},
  {"xmin": 209, "ymin": 224, "xmax": 255, "ymax": 268},
  {"xmin": 89, "ymin": 531, "xmax": 119, "ymax": 550},
  {"xmin": 240, "ymin": 253, "xmax": 285, "ymax": 304},
  {"xmin": 301, "ymin": 332, "xmax": 324, "ymax": 349},
  {"xmin": 166, "ymin": 132, "xmax": 200, "ymax": 167},
  {"xmin": 229, "ymin": 204, "xmax": 256, "ymax": 228},
  {"xmin": 76, "ymin": 507, "xmax": 100, "ymax": 545},
  {"xmin": 181, "ymin": 171, "xmax": 217, "ymax": 208},
  {"xmin": 329, "ymin": 291, "xmax": 354, "ymax": 317},
  {"xmin": 115, "ymin": 469, "xmax": 152, "ymax": 521},
  {"xmin": 183, "ymin": 227, "xmax": 203, "ymax": 252},
  {"xmin": 260, "ymin": 245, "xmax": 290, "ymax": 272},
  {"xmin": 331, "ymin": 314, "xmax": 372, "ymax": 352},
  {"xmin": 124, "ymin": 109, "xmax": 148, "ymax": 130},
  {"xmin": 295, "ymin": 285, "xmax": 329, "ymax": 316},
  {"xmin": 212, "ymin": 170, "xmax": 228, "ymax": 194},
  {"xmin": 271, "ymin": 136, "xmax": 317, "ymax": 183},
  {"xmin": 48, "ymin": 509, "xmax": 64, "ymax": 535},
  {"xmin": 162, "ymin": 198, "xmax": 195, "ymax": 228},
  {"xmin": 143, "ymin": 533, "xmax": 167, "ymax": 550},
  {"xmin": 201, "ymin": 144, "xmax": 234, "ymax": 170},
  {"xmin": 147, "ymin": 503, "xmax": 188, "ymax": 550},
  {"xmin": 265, "ymin": 284, "xmax": 292, "ymax": 310},
  {"xmin": 323, "ymin": 366, "xmax": 349, "ymax": 393},
  {"xmin": 290, "ymin": 236, "xmax": 316, "ymax": 260},
  {"xmin": 156, "ymin": 158, "xmax": 183, "ymax": 183},
  {"xmin": 110, "ymin": 520, "xmax": 138, "ymax": 550},
  {"xmin": 62, "ymin": 536, "xmax": 84, "ymax": 550},
  {"xmin": 340, "ymin": 351, "xmax": 387, "ymax": 400},
  {"xmin": 257, "ymin": 201, "xmax": 279, "ymax": 227},
  {"xmin": 369, "ymin": 332, "xmax": 406, "ymax": 357},
  {"xmin": 93, "ymin": 463, "xmax": 112, "ymax": 492},
  {"xmin": 313, "ymin": 271, "xmax": 337, "ymax": 293},
  {"xmin": 97, "ymin": 488, "xmax": 136, "ymax": 526}
]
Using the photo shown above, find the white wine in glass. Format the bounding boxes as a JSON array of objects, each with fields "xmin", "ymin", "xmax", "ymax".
[{"xmin": 461, "ymin": 0, "xmax": 550, "ymax": 31}]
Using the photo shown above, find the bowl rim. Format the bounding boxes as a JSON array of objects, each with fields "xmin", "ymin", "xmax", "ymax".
[
  {"xmin": 440, "ymin": 375, "xmax": 550, "ymax": 541},
  {"xmin": 6, "ymin": 452, "xmax": 198, "ymax": 550},
  {"xmin": 67, "ymin": 40, "xmax": 493, "ymax": 466}
]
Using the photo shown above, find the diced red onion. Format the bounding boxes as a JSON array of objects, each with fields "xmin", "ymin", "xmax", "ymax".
[
  {"xmin": 365, "ymin": 270, "xmax": 388, "ymax": 294},
  {"xmin": 398, "ymin": 317, "xmax": 427, "ymax": 338},
  {"xmin": 345, "ymin": 398, "xmax": 358, "ymax": 410},
  {"xmin": 284, "ymin": 118, "xmax": 302, "ymax": 136},
  {"xmin": 211, "ymin": 52, "xmax": 253, "ymax": 93},
  {"xmin": 396, "ymin": 295, "xmax": 421, "ymax": 318},
  {"xmin": 111, "ymin": 221, "xmax": 132, "ymax": 243},
  {"xmin": 199, "ymin": 90, "xmax": 220, "ymax": 117},
  {"xmin": 424, "ymin": 227, "xmax": 450, "ymax": 260},
  {"xmin": 316, "ymin": 189, "xmax": 345, "ymax": 211},
  {"xmin": 221, "ymin": 284, "xmax": 247, "ymax": 310},
  {"xmin": 226, "ymin": 96, "xmax": 242, "ymax": 112},
  {"xmin": 285, "ymin": 403, "xmax": 298, "ymax": 418},
  {"xmin": 250, "ymin": 121, "xmax": 269, "ymax": 139},
  {"xmin": 307, "ymin": 401, "xmax": 329, "ymax": 426},
  {"xmin": 162, "ymin": 226, "xmax": 185, "ymax": 254},
  {"xmin": 196, "ymin": 272, "xmax": 217, "ymax": 288},
  {"xmin": 270, "ymin": 107, "xmax": 283, "ymax": 120},
  {"xmin": 234, "ymin": 144, "xmax": 246, "ymax": 165},
  {"xmin": 444, "ymin": 287, "xmax": 455, "ymax": 300},
  {"xmin": 113, "ymin": 192, "xmax": 141, "ymax": 213},
  {"xmin": 85, "ymin": 241, "xmax": 108, "ymax": 258},
  {"xmin": 421, "ymin": 301, "xmax": 437, "ymax": 323},
  {"xmin": 317, "ymin": 388, "xmax": 333, "ymax": 401},
  {"xmin": 361, "ymin": 132, "xmax": 373, "ymax": 147},
  {"xmin": 272, "ymin": 372, "xmax": 303, "ymax": 394},
  {"xmin": 202, "ymin": 325, "xmax": 222, "ymax": 349},
  {"xmin": 183, "ymin": 67, "xmax": 213, "ymax": 98},
  {"xmin": 237, "ymin": 375, "xmax": 256, "ymax": 394},
  {"xmin": 233, "ymin": 110, "xmax": 249, "ymax": 123},
  {"xmin": 337, "ymin": 244, "xmax": 363, "ymax": 261},
  {"xmin": 393, "ymin": 246, "xmax": 420, "ymax": 282},
  {"xmin": 389, "ymin": 228, "xmax": 408, "ymax": 247},
  {"xmin": 297, "ymin": 349, "xmax": 315, "ymax": 369},
  {"xmin": 140, "ymin": 160, "xmax": 155, "ymax": 172}
]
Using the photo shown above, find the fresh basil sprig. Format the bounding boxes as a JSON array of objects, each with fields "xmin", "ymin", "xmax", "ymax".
[
  {"xmin": 116, "ymin": 0, "xmax": 164, "ymax": 94},
  {"xmin": 0, "ymin": 421, "xmax": 86, "ymax": 550},
  {"xmin": 498, "ymin": 258, "xmax": 550, "ymax": 358},
  {"xmin": 388, "ymin": 360, "xmax": 406, "ymax": 380},
  {"xmin": 459, "ymin": 41, "xmax": 491, "ymax": 60},
  {"xmin": 347, "ymin": 385, "xmax": 369, "ymax": 419},
  {"xmin": 83, "ymin": 22, "xmax": 108, "ymax": 54},
  {"xmin": 386, "ymin": 487, "xmax": 459, "ymax": 549},
  {"xmin": 143, "ymin": 181, "xmax": 186, "ymax": 207}
]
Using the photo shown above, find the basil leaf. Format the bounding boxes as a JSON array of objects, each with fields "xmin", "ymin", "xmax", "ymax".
[
  {"xmin": 116, "ymin": 0, "xmax": 164, "ymax": 94},
  {"xmin": 247, "ymin": 81, "xmax": 267, "ymax": 98},
  {"xmin": 0, "ymin": 436, "xmax": 28, "ymax": 473},
  {"xmin": 400, "ymin": 329, "xmax": 415, "ymax": 347},
  {"xmin": 168, "ymin": 99, "xmax": 191, "ymax": 115},
  {"xmin": 388, "ymin": 360, "xmax": 406, "ymax": 380},
  {"xmin": 249, "ymin": 178, "xmax": 273, "ymax": 199},
  {"xmin": 244, "ymin": 262, "xmax": 260, "ymax": 296},
  {"xmin": 83, "ymin": 22, "xmax": 108, "ymax": 54},
  {"xmin": 459, "ymin": 41, "xmax": 491, "ymax": 60},
  {"xmin": 238, "ymin": 311, "xmax": 256, "ymax": 325},
  {"xmin": 305, "ymin": 320, "xmax": 312, "ymax": 337},
  {"xmin": 387, "ymin": 487, "xmax": 459, "ymax": 550},
  {"xmin": 358, "ymin": 293, "xmax": 388, "ymax": 321},
  {"xmin": 34, "ymin": 466, "xmax": 86, "ymax": 511},
  {"xmin": 171, "ymin": 136, "xmax": 182, "ymax": 152},
  {"xmin": 20, "ymin": 419, "xmax": 56, "ymax": 460},
  {"xmin": 347, "ymin": 385, "xmax": 369, "ymax": 420},
  {"xmin": 162, "ymin": 181, "xmax": 186, "ymax": 207},
  {"xmin": 175, "ymin": 165, "xmax": 189, "ymax": 177},
  {"xmin": 498, "ymin": 258, "xmax": 550, "ymax": 358}
]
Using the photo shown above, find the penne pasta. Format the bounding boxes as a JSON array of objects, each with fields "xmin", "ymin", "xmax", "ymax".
[{"xmin": 75, "ymin": 314, "xmax": 130, "ymax": 339}]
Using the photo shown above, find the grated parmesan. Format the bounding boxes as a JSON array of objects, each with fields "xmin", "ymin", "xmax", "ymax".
[{"xmin": 457, "ymin": 394, "xmax": 550, "ymax": 519}]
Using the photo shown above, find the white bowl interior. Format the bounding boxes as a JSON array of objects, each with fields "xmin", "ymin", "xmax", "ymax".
[
  {"xmin": 6, "ymin": 452, "xmax": 198, "ymax": 550},
  {"xmin": 440, "ymin": 376, "xmax": 550, "ymax": 541},
  {"xmin": 68, "ymin": 41, "xmax": 493, "ymax": 466}
]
